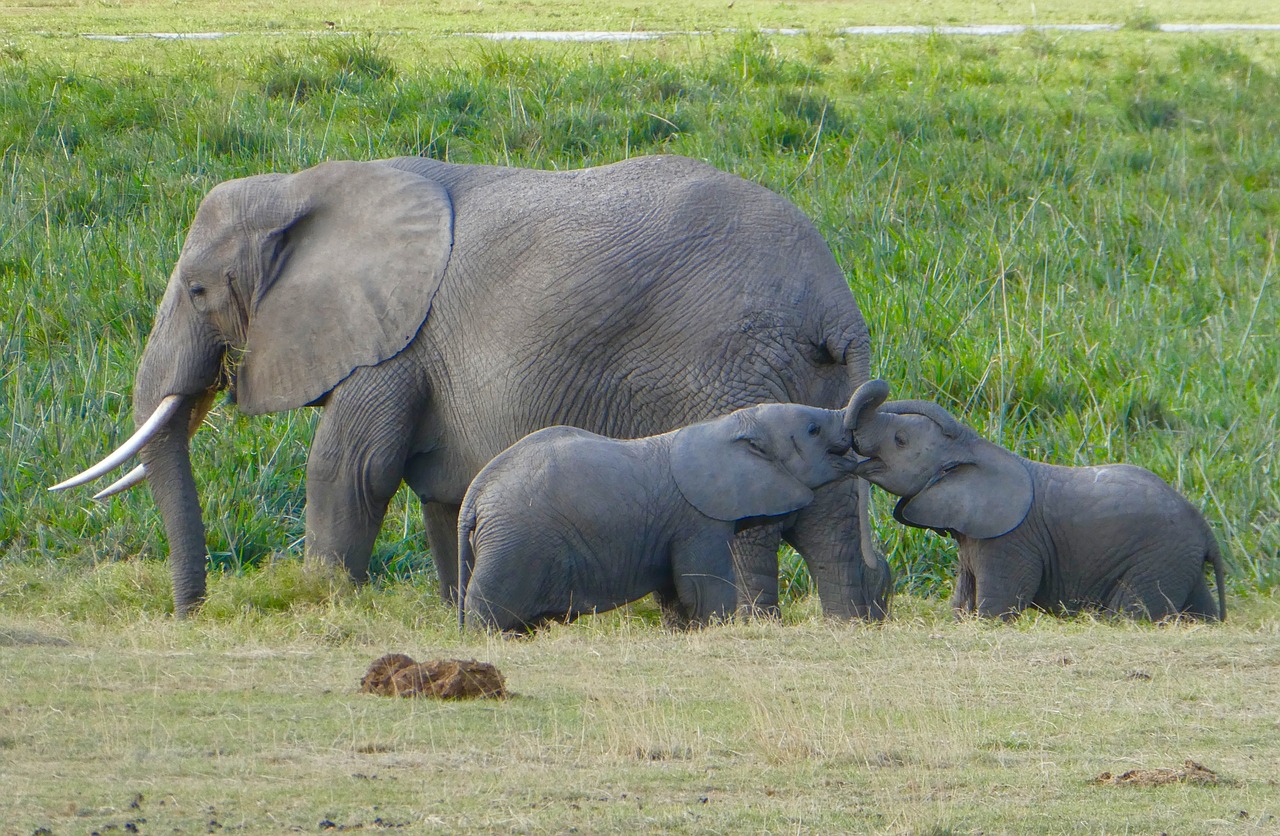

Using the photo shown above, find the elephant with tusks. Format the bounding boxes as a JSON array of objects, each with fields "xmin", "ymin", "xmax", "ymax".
[{"xmin": 54, "ymin": 155, "xmax": 890, "ymax": 619}]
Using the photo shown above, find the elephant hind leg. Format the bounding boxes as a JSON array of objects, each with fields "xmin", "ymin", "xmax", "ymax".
[
  {"xmin": 783, "ymin": 477, "xmax": 891, "ymax": 620},
  {"xmin": 1105, "ymin": 574, "xmax": 1182, "ymax": 621},
  {"xmin": 423, "ymin": 502, "xmax": 462, "ymax": 604},
  {"xmin": 1179, "ymin": 575, "xmax": 1220, "ymax": 621},
  {"xmin": 465, "ymin": 563, "xmax": 575, "ymax": 633}
]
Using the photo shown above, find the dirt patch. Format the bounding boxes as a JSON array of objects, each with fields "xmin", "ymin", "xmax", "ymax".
[
  {"xmin": 1094, "ymin": 759, "xmax": 1220, "ymax": 787},
  {"xmin": 360, "ymin": 653, "xmax": 506, "ymax": 699},
  {"xmin": 0, "ymin": 628, "xmax": 70, "ymax": 647}
]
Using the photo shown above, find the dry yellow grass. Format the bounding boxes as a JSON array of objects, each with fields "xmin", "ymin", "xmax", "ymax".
[{"xmin": 3, "ymin": 575, "xmax": 1277, "ymax": 834}]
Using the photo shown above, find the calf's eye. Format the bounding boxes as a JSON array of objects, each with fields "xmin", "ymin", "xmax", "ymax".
[{"xmin": 807, "ymin": 422, "xmax": 820, "ymax": 436}]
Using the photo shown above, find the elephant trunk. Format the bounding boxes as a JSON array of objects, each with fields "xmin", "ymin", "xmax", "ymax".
[
  {"xmin": 138, "ymin": 394, "xmax": 211, "ymax": 615},
  {"xmin": 130, "ymin": 281, "xmax": 226, "ymax": 616},
  {"xmin": 845, "ymin": 379, "xmax": 890, "ymax": 456}
]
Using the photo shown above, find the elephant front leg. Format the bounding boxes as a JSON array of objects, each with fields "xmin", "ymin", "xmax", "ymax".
[
  {"xmin": 671, "ymin": 530, "xmax": 739, "ymax": 626},
  {"xmin": 729, "ymin": 522, "xmax": 784, "ymax": 619},
  {"xmin": 966, "ymin": 543, "xmax": 1039, "ymax": 621},
  {"xmin": 950, "ymin": 565, "xmax": 977, "ymax": 617},
  {"xmin": 303, "ymin": 376, "xmax": 417, "ymax": 583},
  {"xmin": 653, "ymin": 588, "xmax": 693, "ymax": 631}
]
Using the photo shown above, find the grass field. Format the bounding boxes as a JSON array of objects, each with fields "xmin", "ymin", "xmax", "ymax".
[
  {"xmin": 4, "ymin": 0, "xmax": 1276, "ymax": 38},
  {"xmin": 3, "ymin": 563, "xmax": 1280, "ymax": 834},
  {"xmin": 2, "ymin": 2, "xmax": 1280, "ymax": 830},
  {"xmin": 4, "ymin": 22, "xmax": 1277, "ymax": 594}
]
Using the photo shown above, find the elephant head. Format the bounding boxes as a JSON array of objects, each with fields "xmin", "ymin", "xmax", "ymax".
[
  {"xmin": 845, "ymin": 380, "xmax": 1032, "ymax": 539},
  {"xmin": 50, "ymin": 161, "xmax": 454, "ymax": 614},
  {"xmin": 671, "ymin": 400, "xmax": 856, "ymax": 522}
]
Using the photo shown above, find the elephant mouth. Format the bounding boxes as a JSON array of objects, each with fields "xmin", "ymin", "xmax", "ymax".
[
  {"xmin": 830, "ymin": 454, "xmax": 858, "ymax": 473},
  {"xmin": 219, "ymin": 345, "xmax": 242, "ymax": 403},
  {"xmin": 851, "ymin": 456, "xmax": 884, "ymax": 477}
]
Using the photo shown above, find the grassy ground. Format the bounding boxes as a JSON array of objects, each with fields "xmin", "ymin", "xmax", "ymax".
[
  {"xmin": 2, "ymin": 562, "xmax": 1279, "ymax": 834},
  {"xmin": 3, "ymin": 26, "xmax": 1277, "ymax": 596},
  {"xmin": 3, "ymin": 6, "xmax": 1280, "ymax": 833},
  {"xmin": 3, "ymin": 1, "xmax": 1275, "ymax": 38}
]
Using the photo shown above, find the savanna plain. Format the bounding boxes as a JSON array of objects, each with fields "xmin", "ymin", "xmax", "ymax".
[{"xmin": 3, "ymin": 0, "xmax": 1280, "ymax": 832}]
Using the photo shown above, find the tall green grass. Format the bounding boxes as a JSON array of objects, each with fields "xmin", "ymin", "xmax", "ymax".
[
  {"xmin": 4, "ymin": 0, "xmax": 1274, "ymax": 37},
  {"xmin": 2, "ymin": 31, "xmax": 1278, "ymax": 613}
]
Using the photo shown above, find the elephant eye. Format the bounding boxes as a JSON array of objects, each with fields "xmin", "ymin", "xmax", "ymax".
[
  {"xmin": 807, "ymin": 422, "xmax": 820, "ymax": 437},
  {"xmin": 895, "ymin": 431, "xmax": 908, "ymax": 448},
  {"xmin": 189, "ymin": 283, "xmax": 206, "ymax": 298}
]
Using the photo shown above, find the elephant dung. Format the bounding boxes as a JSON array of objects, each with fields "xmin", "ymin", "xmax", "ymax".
[
  {"xmin": 1093, "ymin": 759, "xmax": 1220, "ymax": 787},
  {"xmin": 360, "ymin": 653, "xmax": 506, "ymax": 699}
]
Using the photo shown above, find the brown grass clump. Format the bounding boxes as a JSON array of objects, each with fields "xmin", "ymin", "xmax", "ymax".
[
  {"xmin": 1094, "ymin": 759, "xmax": 1220, "ymax": 787},
  {"xmin": 360, "ymin": 653, "xmax": 506, "ymax": 699}
]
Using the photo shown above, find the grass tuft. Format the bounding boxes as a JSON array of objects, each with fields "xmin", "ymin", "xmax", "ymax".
[
  {"xmin": 255, "ymin": 36, "xmax": 397, "ymax": 103},
  {"xmin": 1123, "ymin": 7, "xmax": 1162, "ymax": 31}
]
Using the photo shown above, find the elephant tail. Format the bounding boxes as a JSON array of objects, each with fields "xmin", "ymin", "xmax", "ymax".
[
  {"xmin": 457, "ymin": 500, "xmax": 478, "ymax": 631},
  {"xmin": 1207, "ymin": 535, "xmax": 1227, "ymax": 623}
]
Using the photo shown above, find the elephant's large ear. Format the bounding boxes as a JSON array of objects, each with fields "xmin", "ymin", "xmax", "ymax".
[
  {"xmin": 670, "ymin": 412, "xmax": 814, "ymax": 521},
  {"xmin": 896, "ymin": 445, "xmax": 1033, "ymax": 539},
  {"xmin": 237, "ymin": 161, "xmax": 453, "ymax": 414}
]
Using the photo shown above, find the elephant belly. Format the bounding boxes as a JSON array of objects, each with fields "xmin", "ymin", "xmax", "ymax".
[{"xmin": 467, "ymin": 529, "xmax": 671, "ymax": 629}]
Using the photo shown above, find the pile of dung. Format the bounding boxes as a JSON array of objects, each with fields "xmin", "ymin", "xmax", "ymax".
[
  {"xmin": 1094, "ymin": 759, "xmax": 1220, "ymax": 787},
  {"xmin": 360, "ymin": 653, "xmax": 506, "ymax": 699}
]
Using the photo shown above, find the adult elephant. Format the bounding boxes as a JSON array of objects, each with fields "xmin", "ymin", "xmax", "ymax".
[{"xmin": 53, "ymin": 155, "xmax": 890, "ymax": 619}]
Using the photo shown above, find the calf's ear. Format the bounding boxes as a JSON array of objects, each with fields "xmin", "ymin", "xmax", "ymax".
[
  {"xmin": 896, "ymin": 449, "xmax": 1032, "ymax": 539},
  {"xmin": 671, "ymin": 413, "xmax": 814, "ymax": 521}
]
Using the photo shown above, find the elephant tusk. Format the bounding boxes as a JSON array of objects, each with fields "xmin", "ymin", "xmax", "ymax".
[
  {"xmin": 92, "ymin": 464, "xmax": 147, "ymax": 500},
  {"xmin": 48, "ymin": 394, "xmax": 184, "ymax": 491}
]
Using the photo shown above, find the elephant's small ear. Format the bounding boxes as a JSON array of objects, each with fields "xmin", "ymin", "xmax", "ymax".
[
  {"xmin": 237, "ymin": 161, "xmax": 453, "ymax": 415},
  {"xmin": 896, "ymin": 446, "xmax": 1033, "ymax": 539},
  {"xmin": 671, "ymin": 412, "xmax": 814, "ymax": 521}
]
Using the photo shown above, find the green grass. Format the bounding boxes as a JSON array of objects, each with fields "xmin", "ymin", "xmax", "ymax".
[
  {"xmin": 2, "ymin": 0, "xmax": 1276, "ymax": 38},
  {"xmin": 3, "ymin": 29, "xmax": 1278, "ymax": 601},
  {"xmin": 2, "ymin": 16, "xmax": 1280, "ymax": 832}
]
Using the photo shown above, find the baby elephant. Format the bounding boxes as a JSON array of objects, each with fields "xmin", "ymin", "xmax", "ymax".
[
  {"xmin": 846, "ymin": 380, "xmax": 1226, "ymax": 622},
  {"xmin": 458, "ymin": 399, "xmax": 860, "ymax": 632}
]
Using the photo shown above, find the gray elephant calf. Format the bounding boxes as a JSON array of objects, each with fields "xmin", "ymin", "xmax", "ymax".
[
  {"xmin": 846, "ymin": 380, "xmax": 1226, "ymax": 621},
  {"xmin": 458, "ymin": 399, "xmax": 859, "ymax": 632}
]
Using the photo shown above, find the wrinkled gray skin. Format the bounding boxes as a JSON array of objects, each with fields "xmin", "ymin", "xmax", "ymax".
[
  {"xmin": 846, "ymin": 380, "xmax": 1226, "ymax": 621},
  {"xmin": 460, "ymin": 399, "xmax": 859, "ymax": 632},
  {"xmin": 68, "ymin": 156, "xmax": 890, "ymax": 618}
]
